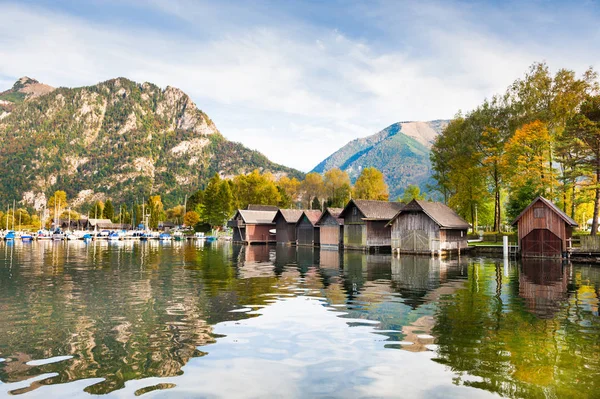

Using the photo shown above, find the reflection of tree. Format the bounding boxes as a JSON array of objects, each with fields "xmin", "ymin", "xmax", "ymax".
[
  {"xmin": 433, "ymin": 259, "xmax": 600, "ymax": 397},
  {"xmin": 0, "ymin": 242, "xmax": 284, "ymax": 394}
]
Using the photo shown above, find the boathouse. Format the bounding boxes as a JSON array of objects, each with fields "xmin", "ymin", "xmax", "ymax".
[
  {"xmin": 228, "ymin": 209, "xmax": 277, "ymax": 244},
  {"xmin": 512, "ymin": 196, "xmax": 577, "ymax": 258},
  {"xmin": 387, "ymin": 199, "xmax": 470, "ymax": 254},
  {"xmin": 338, "ymin": 199, "xmax": 404, "ymax": 251},
  {"xmin": 273, "ymin": 209, "xmax": 304, "ymax": 245},
  {"xmin": 316, "ymin": 208, "xmax": 344, "ymax": 249},
  {"xmin": 296, "ymin": 210, "xmax": 322, "ymax": 247}
]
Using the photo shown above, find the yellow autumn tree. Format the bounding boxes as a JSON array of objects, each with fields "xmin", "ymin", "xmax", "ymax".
[
  {"xmin": 503, "ymin": 121, "xmax": 555, "ymax": 217},
  {"xmin": 353, "ymin": 167, "xmax": 389, "ymax": 200}
]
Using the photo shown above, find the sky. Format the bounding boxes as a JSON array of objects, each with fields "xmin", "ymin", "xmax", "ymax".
[{"xmin": 0, "ymin": 0, "xmax": 599, "ymax": 172}]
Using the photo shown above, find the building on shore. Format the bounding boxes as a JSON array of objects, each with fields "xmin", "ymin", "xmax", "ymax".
[
  {"xmin": 511, "ymin": 196, "xmax": 577, "ymax": 258},
  {"xmin": 316, "ymin": 208, "xmax": 344, "ymax": 250},
  {"xmin": 338, "ymin": 199, "xmax": 404, "ymax": 252},
  {"xmin": 296, "ymin": 210, "xmax": 322, "ymax": 247},
  {"xmin": 387, "ymin": 199, "xmax": 470, "ymax": 255},
  {"xmin": 273, "ymin": 209, "xmax": 305, "ymax": 245},
  {"xmin": 228, "ymin": 210, "xmax": 277, "ymax": 244}
]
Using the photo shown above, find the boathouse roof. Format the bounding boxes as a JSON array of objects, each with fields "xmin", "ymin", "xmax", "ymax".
[
  {"xmin": 511, "ymin": 196, "xmax": 578, "ymax": 227},
  {"xmin": 274, "ymin": 209, "xmax": 305, "ymax": 224},
  {"xmin": 339, "ymin": 199, "xmax": 404, "ymax": 221},
  {"xmin": 316, "ymin": 208, "xmax": 344, "ymax": 225},
  {"xmin": 298, "ymin": 210, "xmax": 323, "ymax": 227},
  {"xmin": 247, "ymin": 204, "xmax": 279, "ymax": 212},
  {"xmin": 235, "ymin": 210, "xmax": 277, "ymax": 224},
  {"xmin": 388, "ymin": 199, "xmax": 470, "ymax": 229}
]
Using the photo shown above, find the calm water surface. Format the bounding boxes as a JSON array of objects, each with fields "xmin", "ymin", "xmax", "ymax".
[{"xmin": 0, "ymin": 241, "xmax": 598, "ymax": 398}]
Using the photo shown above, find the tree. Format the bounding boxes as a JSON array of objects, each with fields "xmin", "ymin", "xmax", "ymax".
[
  {"xmin": 353, "ymin": 167, "xmax": 389, "ymax": 200},
  {"xmin": 202, "ymin": 173, "xmax": 234, "ymax": 228},
  {"xmin": 187, "ymin": 190, "xmax": 204, "ymax": 213},
  {"xmin": 184, "ymin": 210, "xmax": 200, "ymax": 227},
  {"xmin": 311, "ymin": 196, "xmax": 322, "ymax": 211},
  {"xmin": 104, "ymin": 200, "xmax": 115, "ymax": 221},
  {"xmin": 564, "ymin": 95, "xmax": 600, "ymax": 234},
  {"xmin": 167, "ymin": 205, "xmax": 186, "ymax": 224},
  {"xmin": 48, "ymin": 190, "xmax": 67, "ymax": 213},
  {"xmin": 147, "ymin": 195, "xmax": 165, "ymax": 229},
  {"xmin": 92, "ymin": 201, "xmax": 104, "ymax": 219},
  {"xmin": 324, "ymin": 168, "xmax": 351, "ymax": 208},
  {"xmin": 277, "ymin": 176, "xmax": 301, "ymax": 205},
  {"xmin": 401, "ymin": 185, "xmax": 425, "ymax": 203},
  {"xmin": 301, "ymin": 172, "xmax": 324, "ymax": 208},
  {"xmin": 232, "ymin": 170, "xmax": 281, "ymax": 209},
  {"xmin": 503, "ymin": 121, "xmax": 554, "ymax": 213}
]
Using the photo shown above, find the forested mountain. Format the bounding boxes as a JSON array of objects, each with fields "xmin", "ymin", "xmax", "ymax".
[
  {"xmin": 312, "ymin": 121, "xmax": 447, "ymax": 199},
  {"xmin": 0, "ymin": 77, "xmax": 302, "ymax": 209}
]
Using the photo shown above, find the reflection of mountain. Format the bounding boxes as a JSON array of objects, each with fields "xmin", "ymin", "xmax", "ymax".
[
  {"xmin": 519, "ymin": 259, "xmax": 567, "ymax": 319},
  {"xmin": 0, "ymin": 242, "xmax": 282, "ymax": 395}
]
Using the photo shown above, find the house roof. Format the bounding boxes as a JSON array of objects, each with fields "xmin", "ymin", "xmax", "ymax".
[
  {"xmin": 339, "ymin": 199, "xmax": 404, "ymax": 221},
  {"xmin": 235, "ymin": 209, "xmax": 277, "ymax": 224},
  {"xmin": 247, "ymin": 204, "xmax": 279, "ymax": 211},
  {"xmin": 316, "ymin": 207, "xmax": 344, "ymax": 225},
  {"xmin": 274, "ymin": 209, "xmax": 305, "ymax": 224},
  {"xmin": 86, "ymin": 218, "xmax": 113, "ymax": 226},
  {"xmin": 298, "ymin": 210, "xmax": 323, "ymax": 227},
  {"xmin": 388, "ymin": 199, "xmax": 470, "ymax": 229},
  {"xmin": 511, "ymin": 196, "xmax": 578, "ymax": 227}
]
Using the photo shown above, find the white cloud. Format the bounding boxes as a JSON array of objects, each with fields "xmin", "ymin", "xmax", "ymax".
[{"xmin": 0, "ymin": 1, "xmax": 598, "ymax": 171}]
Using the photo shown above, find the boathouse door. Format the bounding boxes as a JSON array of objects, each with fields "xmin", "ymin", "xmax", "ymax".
[
  {"xmin": 521, "ymin": 229, "xmax": 562, "ymax": 258},
  {"xmin": 400, "ymin": 230, "xmax": 430, "ymax": 252}
]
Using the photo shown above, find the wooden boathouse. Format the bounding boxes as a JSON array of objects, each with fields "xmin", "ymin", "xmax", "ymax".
[
  {"xmin": 339, "ymin": 199, "xmax": 404, "ymax": 251},
  {"xmin": 296, "ymin": 210, "xmax": 322, "ymax": 247},
  {"xmin": 228, "ymin": 209, "xmax": 277, "ymax": 244},
  {"xmin": 316, "ymin": 208, "xmax": 343, "ymax": 249},
  {"xmin": 512, "ymin": 197, "xmax": 577, "ymax": 258},
  {"xmin": 273, "ymin": 209, "xmax": 305, "ymax": 245},
  {"xmin": 387, "ymin": 199, "xmax": 470, "ymax": 255}
]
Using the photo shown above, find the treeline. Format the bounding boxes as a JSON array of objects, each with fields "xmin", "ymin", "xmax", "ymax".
[
  {"xmin": 431, "ymin": 62, "xmax": 600, "ymax": 233},
  {"xmin": 183, "ymin": 166, "xmax": 395, "ymax": 229}
]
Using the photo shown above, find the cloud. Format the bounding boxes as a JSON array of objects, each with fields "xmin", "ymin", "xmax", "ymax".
[{"xmin": 0, "ymin": 1, "xmax": 599, "ymax": 171}]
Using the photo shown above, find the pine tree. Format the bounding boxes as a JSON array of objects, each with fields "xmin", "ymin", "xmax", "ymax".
[{"xmin": 104, "ymin": 200, "xmax": 115, "ymax": 221}]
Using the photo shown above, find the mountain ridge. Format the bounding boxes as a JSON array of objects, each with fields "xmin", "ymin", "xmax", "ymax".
[
  {"xmin": 0, "ymin": 76, "xmax": 302, "ymax": 209},
  {"xmin": 312, "ymin": 120, "xmax": 448, "ymax": 199}
]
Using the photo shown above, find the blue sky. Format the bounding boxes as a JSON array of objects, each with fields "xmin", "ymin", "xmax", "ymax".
[{"xmin": 1, "ymin": 0, "xmax": 599, "ymax": 171}]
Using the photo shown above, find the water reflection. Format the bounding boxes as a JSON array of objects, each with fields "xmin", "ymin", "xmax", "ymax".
[{"xmin": 0, "ymin": 242, "xmax": 598, "ymax": 398}]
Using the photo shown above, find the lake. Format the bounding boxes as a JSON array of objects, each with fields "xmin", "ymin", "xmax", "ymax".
[{"xmin": 0, "ymin": 241, "xmax": 598, "ymax": 398}]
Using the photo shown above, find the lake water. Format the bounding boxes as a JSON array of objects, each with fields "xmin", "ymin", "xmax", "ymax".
[{"xmin": 0, "ymin": 241, "xmax": 598, "ymax": 398}]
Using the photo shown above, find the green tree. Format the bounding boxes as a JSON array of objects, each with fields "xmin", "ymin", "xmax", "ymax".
[
  {"xmin": 311, "ymin": 196, "xmax": 322, "ymax": 211},
  {"xmin": 92, "ymin": 201, "xmax": 104, "ymax": 219},
  {"xmin": 401, "ymin": 185, "xmax": 425, "ymax": 203},
  {"xmin": 353, "ymin": 167, "xmax": 389, "ymax": 200},
  {"xmin": 232, "ymin": 170, "xmax": 281, "ymax": 209},
  {"xmin": 104, "ymin": 199, "xmax": 115, "ymax": 221}
]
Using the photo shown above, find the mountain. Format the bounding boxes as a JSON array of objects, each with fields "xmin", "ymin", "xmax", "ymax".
[
  {"xmin": 0, "ymin": 77, "xmax": 302, "ymax": 209},
  {"xmin": 312, "ymin": 121, "xmax": 448, "ymax": 199}
]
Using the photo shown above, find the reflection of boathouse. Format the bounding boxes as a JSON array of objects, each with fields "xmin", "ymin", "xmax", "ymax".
[
  {"xmin": 512, "ymin": 197, "xmax": 577, "ymax": 258},
  {"xmin": 388, "ymin": 199, "xmax": 470, "ymax": 255},
  {"xmin": 519, "ymin": 259, "xmax": 567, "ymax": 318}
]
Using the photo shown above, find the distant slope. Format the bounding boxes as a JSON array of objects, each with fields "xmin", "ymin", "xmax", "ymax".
[
  {"xmin": 0, "ymin": 77, "xmax": 303, "ymax": 208},
  {"xmin": 312, "ymin": 121, "xmax": 447, "ymax": 199}
]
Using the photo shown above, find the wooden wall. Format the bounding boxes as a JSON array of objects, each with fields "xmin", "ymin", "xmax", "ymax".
[
  {"xmin": 320, "ymin": 225, "xmax": 342, "ymax": 248},
  {"xmin": 246, "ymin": 224, "xmax": 275, "ymax": 244},
  {"xmin": 517, "ymin": 201, "xmax": 570, "ymax": 251},
  {"xmin": 297, "ymin": 215, "xmax": 320, "ymax": 246},
  {"xmin": 390, "ymin": 211, "xmax": 467, "ymax": 253},
  {"xmin": 275, "ymin": 216, "xmax": 296, "ymax": 245},
  {"xmin": 366, "ymin": 220, "xmax": 392, "ymax": 247}
]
